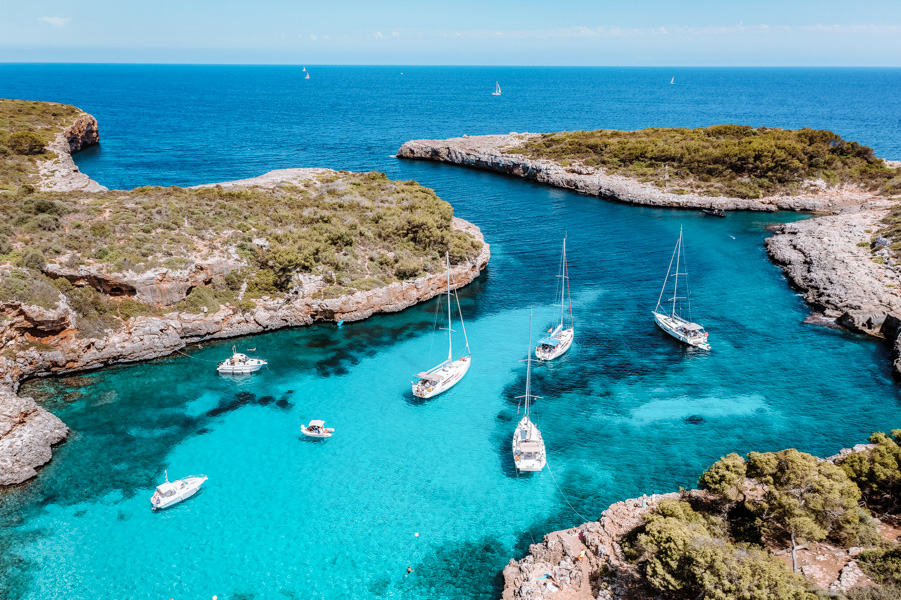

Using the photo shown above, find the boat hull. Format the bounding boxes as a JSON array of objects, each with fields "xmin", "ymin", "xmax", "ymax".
[
  {"xmin": 535, "ymin": 327, "xmax": 574, "ymax": 361},
  {"xmin": 412, "ymin": 356, "xmax": 471, "ymax": 399},
  {"xmin": 217, "ymin": 360, "xmax": 266, "ymax": 375},
  {"xmin": 301, "ymin": 426, "xmax": 334, "ymax": 438},
  {"xmin": 151, "ymin": 476, "xmax": 207, "ymax": 510},
  {"xmin": 653, "ymin": 312, "xmax": 711, "ymax": 350}
]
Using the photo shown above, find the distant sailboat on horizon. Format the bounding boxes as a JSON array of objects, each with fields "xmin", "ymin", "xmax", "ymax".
[
  {"xmin": 302, "ymin": 66, "xmax": 307, "ymax": 72},
  {"xmin": 670, "ymin": 76, "xmax": 675, "ymax": 85},
  {"xmin": 305, "ymin": 71, "xmax": 310, "ymax": 80},
  {"xmin": 492, "ymin": 81, "xmax": 502, "ymax": 96}
]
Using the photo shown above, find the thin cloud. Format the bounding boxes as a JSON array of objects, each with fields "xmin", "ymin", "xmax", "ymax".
[{"xmin": 38, "ymin": 16, "xmax": 70, "ymax": 28}]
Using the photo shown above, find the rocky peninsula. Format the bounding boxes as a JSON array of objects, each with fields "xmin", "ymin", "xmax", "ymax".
[
  {"xmin": 0, "ymin": 100, "xmax": 489, "ymax": 485},
  {"xmin": 502, "ymin": 437, "xmax": 901, "ymax": 600},
  {"xmin": 397, "ymin": 129, "xmax": 892, "ymax": 212}
]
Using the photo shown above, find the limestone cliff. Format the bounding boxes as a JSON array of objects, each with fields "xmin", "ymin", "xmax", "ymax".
[{"xmin": 37, "ymin": 112, "xmax": 106, "ymax": 193}]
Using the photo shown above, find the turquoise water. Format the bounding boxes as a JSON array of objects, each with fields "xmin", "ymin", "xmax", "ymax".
[{"xmin": 1, "ymin": 66, "xmax": 900, "ymax": 599}]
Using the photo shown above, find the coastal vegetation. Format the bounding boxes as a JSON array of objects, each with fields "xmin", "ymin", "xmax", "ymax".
[
  {"xmin": 0, "ymin": 99, "xmax": 82, "ymax": 188},
  {"xmin": 0, "ymin": 98, "xmax": 482, "ymax": 334},
  {"xmin": 511, "ymin": 126, "xmax": 897, "ymax": 199},
  {"xmin": 617, "ymin": 432, "xmax": 901, "ymax": 599}
]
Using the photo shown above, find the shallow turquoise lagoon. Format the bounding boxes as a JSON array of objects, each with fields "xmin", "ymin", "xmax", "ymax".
[{"xmin": 1, "ymin": 66, "xmax": 900, "ymax": 599}]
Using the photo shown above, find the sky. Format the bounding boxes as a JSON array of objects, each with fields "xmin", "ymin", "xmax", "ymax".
[{"xmin": 1, "ymin": 0, "xmax": 900, "ymax": 66}]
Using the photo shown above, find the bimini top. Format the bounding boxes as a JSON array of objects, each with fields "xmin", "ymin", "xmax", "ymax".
[
  {"xmin": 414, "ymin": 372, "xmax": 442, "ymax": 383},
  {"xmin": 682, "ymin": 322, "xmax": 706, "ymax": 331},
  {"xmin": 537, "ymin": 337, "xmax": 560, "ymax": 347},
  {"xmin": 308, "ymin": 420, "xmax": 325, "ymax": 428}
]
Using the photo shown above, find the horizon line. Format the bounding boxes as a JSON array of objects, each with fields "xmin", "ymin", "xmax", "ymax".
[{"xmin": 2, "ymin": 62, "xmax": 900, "ymax": 68}]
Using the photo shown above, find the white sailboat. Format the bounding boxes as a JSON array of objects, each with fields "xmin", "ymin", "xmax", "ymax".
[
  {"xmin": 492, "ymin": 81, "xmax": 502, "ymax": 96},
  {"xmin": 670, "ymin": 76, "xmax": 675, "ymax": 85},
  {"xmin": 150, "ymin": 471, "xmax": 207, "ymax": 510},
  {"xmin": 536, "ymin": 237, "xmax": 574, "ymax": 361},
  {"xmin": 513, "ymin": 312, "xmax": 546, "ymax": 472},
  {"xmin": 305, "ymin": 71, "xmax": 310, "ymax": 80},
  {"xmin": 652, "ymin": 226, "xmax": 711, "ymax": 350},
  {"xmin": 412, "ymin": 253, "xmax": 471, "ymax": 399},
  {"xmin": 302, "ymin": 66, "xmax": 307, "ymax": 72}
]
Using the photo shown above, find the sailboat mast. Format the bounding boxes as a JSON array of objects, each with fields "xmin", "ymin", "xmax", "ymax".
[
  {"xmin": 672, "ymin": 226, "xmax": 682, "ymax": 317},
  {"xmin": 525, "ymin": 311, "xmax": 533, "ymax": 417},
  {"xmin": 559, "ymin": 239, "xmax": 566, "ymax": 328},
  {"xmin": 446, "ymin": 252, "xmax": 452, "ymax": 362}
]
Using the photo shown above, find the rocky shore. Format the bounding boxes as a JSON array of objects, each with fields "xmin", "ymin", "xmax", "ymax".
[
  {"xmin": 0, "ymin": 113, "xmax": 490, "ymax": 486},
  {"xmin": 766, "ymin": 198, "xmax": 901, "ymax": 374},
  {"xmin": 397, "ymin": 134, "xmax": 877, "ymax": 212},
  {"xmin": 501, "ymin": 444, "xmax": 885, "ymax": 600}
]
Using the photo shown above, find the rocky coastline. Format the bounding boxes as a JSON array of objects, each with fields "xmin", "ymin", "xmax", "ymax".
[
  {"xmin": 501, "ymin": 444, "xmax": 884, "ymax": 600},
  {"xmin": 397, "ymin": 133, "xmax": 878, "ymax": 212},
  {"xmin": 765, "ymin": 197, "xmax": 901, "ymax": 375},
  {"xmin": 0, "ymin": 114, "xmax": 490, "ymax": 486}
]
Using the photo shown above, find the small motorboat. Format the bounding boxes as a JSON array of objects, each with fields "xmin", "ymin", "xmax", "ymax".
[
  {"xmin": 301, "ymin": 419, "xmax": 334, "ymax": 438},
  {"xmin": 217, "ymin": 346, "xmax": 267, "ymax": 375},
  {"xmin": 701, "ymin": 208, "xmax": 726, "ymax": 218},
  {"xmin": 150, "ymin": 471, "xmax": 207, "ymax": 510}
]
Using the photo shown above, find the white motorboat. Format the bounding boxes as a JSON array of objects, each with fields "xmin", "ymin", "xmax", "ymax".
[
  {"xmin": 150, "ymin": 471, "xmax": 207, "ymax": 510},
  {"xmin": 412, "ymin": 253, "xmax": 472, "ymax": 399},
  {"xmin": 217, "ymin": 346, "xmax": 267, "ymax": 375},
  {"xmin": 652, "ymin": 226, "xmax": 711, "ymax": 350},
  {"xmin": 513, "ymin": 312, "xmax": 546, "ymax": 472},
  {"xmin": 492, "ymin": 81, "xmax": 502, "ymax": 96},
  {"xmin": 301, "ymin": 419, "xmax": 334, "ymax": 438},
  {"xmin": 536, "ymin": 237, "xmax": 574, "ymax": 361}
]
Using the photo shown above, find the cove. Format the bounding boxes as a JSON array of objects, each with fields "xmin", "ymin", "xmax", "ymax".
[{"xmin": 1, "ymin": 65, "xmax": 900, "ymax": 599}]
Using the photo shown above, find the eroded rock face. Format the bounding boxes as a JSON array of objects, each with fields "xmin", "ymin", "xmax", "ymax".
[
  {"xmin": 397, "ymin": 134, "xmax": 877, "ymax": 213},
  {"xmin": 37, "ymin": 112, "xmax": 106, "ymax": 193},
  {"xmin": 0, "ymin": 387, "xmax": 68, "ymax": 485},
  {"xmin": 44, "ymin": 256, "xmax": 245, "ymax": 306},
  {"xmin": 0, "ymin": 218, "xmax": 490, "ymax": 485}
]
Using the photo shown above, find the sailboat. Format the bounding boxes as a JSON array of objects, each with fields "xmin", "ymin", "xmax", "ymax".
[
  {"xmin": 305, "ymin": 71, "xmax": 310, "ymax": 80},
  {"xmin": 535, "ymin": 237, "xmax": 574, "ymax": 361},
  {"xmin": 670, "ymin": 76, "xmax": 675, "ymax": 85},
  {"xmin": 652, "ymin": 226, "xmax": 711, "ymax": 350},
  {"xmin": 492, "ymin": 81, "xmax": 502, "ymax": 96},
  {"xmin": 513, "ymin": 311, "xmax": 546, "ymax": 472},
  {"xmin": 412, "ymin": 253, "xmax": 471, "ymax": 398},
  {"xmin": 302, "ymin": 66, "xmax": 307, "ymax": 72}
]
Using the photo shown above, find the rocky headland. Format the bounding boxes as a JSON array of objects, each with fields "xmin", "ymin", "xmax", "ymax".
[
  {"xmin": 502, "ymin": 440, "xmax": 900, "ymax": 600},
  {"xmin": 0, "ymin": 101, "xmax": 489, "ymax": 485},
  {"xmin": 397, "ymin": 133, "xmax": 883, "ymax": 212}
]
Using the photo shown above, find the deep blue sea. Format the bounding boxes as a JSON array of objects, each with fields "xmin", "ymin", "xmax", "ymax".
[{"xmin": 1, "ymin": 65, "xmax": 900, "ymax": 600}]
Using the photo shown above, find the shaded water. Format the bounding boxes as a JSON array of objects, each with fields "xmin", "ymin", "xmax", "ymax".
[{"xmin": 1, "ymin": 66, "xmax": 900, "ymax": 599}]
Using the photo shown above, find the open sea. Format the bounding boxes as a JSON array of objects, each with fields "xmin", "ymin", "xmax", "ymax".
[{"xmin": 1, "ymin": 65, "xmax": 900, "ymax": 600}]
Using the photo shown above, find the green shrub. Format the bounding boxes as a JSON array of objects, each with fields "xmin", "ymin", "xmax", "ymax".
[
  {"xmin": 857, "ymin": 547, "xmax": 901, "ymax": 586},
  {"xmin": 0, "ymin": 235, "xmax": 11, "ymax": 255},
  {"xmin": 839, "ymin": 430, "xmax": 901, "ymax": 513},
  {"xmin": 22, "ymin": 249, "xmax": 45, "ymax": 270},
  {"xmin": 394, "ymin": 258, "xmax": 421, "ymax": 279},
  {"xmin": 5, "ymin": 131, "xmax": 45, "ymax": 155},
  {"xmin": 699, "ymin": 453, "xmax": 747, "ymax": 500}
]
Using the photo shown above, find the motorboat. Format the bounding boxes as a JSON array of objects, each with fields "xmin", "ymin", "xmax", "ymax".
[
  {"xmin": 150, "ymin": 471, "xmax": 207, "ymax": 510},
  {"xmin": 217, "ymin": 346, "xmax": 267, "ymax": 375},
  {"xmin": 301, "ymin": 419, "xmax": 334, "ymax": 438}
]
